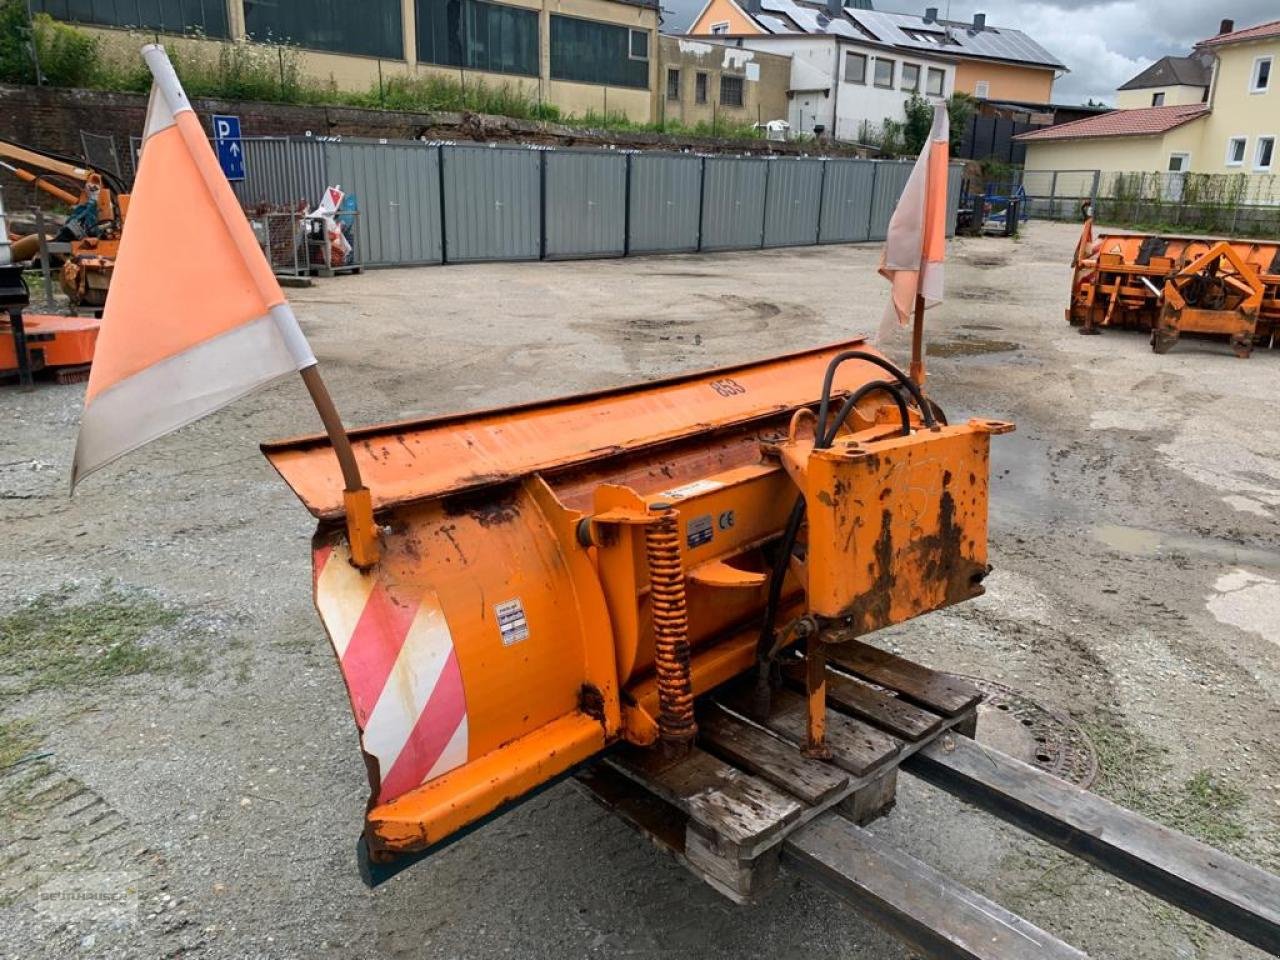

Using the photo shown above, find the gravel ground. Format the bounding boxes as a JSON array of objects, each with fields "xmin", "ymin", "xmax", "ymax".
[{"xmin": 1, "ymin": 220, "xmax": 1277, "ymax": 959}]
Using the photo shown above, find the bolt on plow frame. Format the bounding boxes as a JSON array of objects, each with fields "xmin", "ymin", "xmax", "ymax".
[
  {"xmin": 70, "ymin": 47, "xmax": 1280, "ymax": 959},
  {"xmin": 1069, "ymin": 218, "xmax": 1280, "ymax": 357}
]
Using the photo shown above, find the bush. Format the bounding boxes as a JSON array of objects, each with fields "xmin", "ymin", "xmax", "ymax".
[{"xmin": 0, "ymin": 0, "xmax": 35, "ymax": 84}]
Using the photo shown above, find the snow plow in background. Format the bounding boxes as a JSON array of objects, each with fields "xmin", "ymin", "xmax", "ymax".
[{"xmin": 1068, "ymin": 219, "xmax": 1280, "ymax": 357}]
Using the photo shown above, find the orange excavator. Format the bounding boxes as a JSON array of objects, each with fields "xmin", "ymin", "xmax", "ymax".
[{"xmin": 1, "ymin": 137, "xmax": 130, "ymax": 309}]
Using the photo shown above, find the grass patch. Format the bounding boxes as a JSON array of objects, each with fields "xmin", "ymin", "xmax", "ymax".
[
  {"xmin": 0, "ymin": 718, "xmax": 40, "ymax": 769},
  {"xmin": 0, "ymin": 583, "xmax": 201, "ymax": 695},
  {"xmin": 1086, "ymin": 720, "xmax": 1249, "ymax": 852}
]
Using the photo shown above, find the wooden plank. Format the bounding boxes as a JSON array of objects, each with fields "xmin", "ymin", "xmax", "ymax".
[
  {"xmin": 781, "ymin": 661, "xmax": 945, "ymax": 741},
  {"xmin": 784, "ymin": 814, "xmax": 1089, "ymax": 960},
  {"xmin": 720, "ymin": 687, "xmax": 901, "ymax": 778},
  {"xmin": 698, "ymin": 703, "xmax": 850, "ymax": 805},
  {"xmin": 826, "ymin": 642, "xmax": 981, "ymax": 716},
  {"xmin": 608, "ymin": 746, "xmax": 802, "ymax": 858},
  {"xmin": 905, "ymin": 734, "xmax": 1280, "ymax": 956}
]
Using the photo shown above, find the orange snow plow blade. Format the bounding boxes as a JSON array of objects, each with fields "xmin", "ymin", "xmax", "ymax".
[{"xmin": 263, "ymin": 340, "xmax": 1010, "ymax": 875}]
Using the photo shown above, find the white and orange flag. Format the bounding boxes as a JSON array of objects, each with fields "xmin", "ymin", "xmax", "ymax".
[
  {"xmin": 877, "ymin": 102, "xmax": 950, "ymax": 342},
  {"xmin": 71, "ymin": 44, "xmax": 315, "ymax": 488}
]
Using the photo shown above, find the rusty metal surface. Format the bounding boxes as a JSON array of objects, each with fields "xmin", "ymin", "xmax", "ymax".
[{"xmin": 1069, "ymin": 222, "xmax": 1280, "ymax": 354}]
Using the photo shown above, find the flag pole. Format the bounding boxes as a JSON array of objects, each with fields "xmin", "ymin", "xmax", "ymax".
[
  {"xmin": 298, "ymin": 365, "xmax": 380, "ymax": 569},
  {"xmin": 910, "ymin": 293, "xmax": 926, "ymax": 388}
]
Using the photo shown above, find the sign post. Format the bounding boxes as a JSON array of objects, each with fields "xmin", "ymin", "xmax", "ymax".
[{"xmin": 212, "ymin": 114, "xmax": 245, "ymax": 182}]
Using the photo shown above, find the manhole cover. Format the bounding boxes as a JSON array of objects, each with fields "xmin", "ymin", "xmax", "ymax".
[{"xmin": 948, "ymin": 675, "xmax": 1098, "ymax": 788}]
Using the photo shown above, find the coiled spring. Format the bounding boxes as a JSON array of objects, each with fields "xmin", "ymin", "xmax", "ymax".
[{"xmin": 645, "ymin": 505, "xmax": 696, "ymax": 751}]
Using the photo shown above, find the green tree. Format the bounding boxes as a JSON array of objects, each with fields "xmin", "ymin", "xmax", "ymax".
[
  {"xmin": 0, "ymin": 0, "xmax": 37, "ymax": 84},
  {"xmin": 902, "ymin": 91, "xmax": 975, "ymax": 156}
]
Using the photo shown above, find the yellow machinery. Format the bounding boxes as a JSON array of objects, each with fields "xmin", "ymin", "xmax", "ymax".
[
  {"xmin": 263, "ymin": 341, "xmax": 1010, "ymax": 868},
  {"xmin": 1069, "ymin": 219, "xmax": 1280, "ymax": 357},
  {"xmin": 0, "ymin": 139, "xmax": 130, "ymax": 308}
]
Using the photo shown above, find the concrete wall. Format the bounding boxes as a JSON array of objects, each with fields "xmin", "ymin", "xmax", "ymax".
[
  {"xmin": 1114, "ymin": 84, "xmax": 1207, "ymax": 109},
  {"xmin": 953, "ymin": 59, "xmax": 1054, "ymax": 103},
  {"xmin": 61, "ymin": 0, "xmax": 659, "ymax": 123},
  {"xmin": 658, "ymin": 37, "xmax": 789, "ymax": 128}
]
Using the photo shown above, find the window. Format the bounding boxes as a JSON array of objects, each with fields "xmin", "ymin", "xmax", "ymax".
[
  {"xmin": 901, "ymin": 63, "xmax": 920, "ymax": 91},
  {"xmin": 1256, "ymin": 136, "xmax": 1275, "ymax": 170},
  {"xmin": 666, "ymin": 68, "xmax": 680, "ymax": 100},
  {"xmin": 926, "ymin": 66, "xmax": 945, "ymax": 96},
  {"xmin": 416, "ymin": 0, "xmax": 539, "ymax": 76},
  {"xmin": 550, "ymin": 15, "xmax": 649, "ymax": 88},
  {"xmin": 844, "ymin": 51, "xmax": 867, "ymax": 84},
  {"xmin": 1226, "ymin": 136, "xmax": 1248, "ymax": 166},
  {"xmin": 709, "ymin": 21, "xmax": 730, "ymax": 34},
  {"xmin": 1151, "ymin": 91, "xmax": 1165, "ymax": 106},
  {"xmin": 720, "ymin": 74, "xmax": 744, "ymax": 107},
  {"xmin": 974, "ymin": 79, "xmax": 990, "ymax": 98},
  {"xmin": 695, "ymin": 72, "xmax": 708, "ymax": 103},
  {"xmin": 1251, "ymin": 56, "xmax": 1272, "ymax": 93},
  {"xmin": 246, "ymin": 0, "xmax": 402, "ymax": 57},
  {"xmin": 873, "ymin": 57, "xmax": 894, "ymax": 89},
  {"xmin": 629, "ymin": 28, "xmax": 649, "ymax": 61},
  {"xmin": 1167, "ymin": 153, "xmax": 1190, "ymax": 172},
  {"xmin": 31, "ymin": 0, "xmax": 228, "ymax": 37}
]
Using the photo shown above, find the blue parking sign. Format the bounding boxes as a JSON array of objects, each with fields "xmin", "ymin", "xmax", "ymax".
[{"xmin": 212, "ymin": 114, "xmax": 245, "ymax": 182}]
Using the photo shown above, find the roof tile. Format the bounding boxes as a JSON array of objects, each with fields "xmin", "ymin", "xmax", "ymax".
[
  {"xmin": 1014, "ymin": 103, "xmax": 1209, "ymax": 142},
  {"xmin": 1199, "ymin": 19, "xmax": 1280, "ymax": 46}
]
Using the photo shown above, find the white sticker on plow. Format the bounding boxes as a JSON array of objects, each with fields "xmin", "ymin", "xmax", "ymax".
[
  {"xmin": 660, "ymin": 479, "xmax": 724, "ymax": 501},
  {"xmin": 495, "ymin": 598, "xmax": 530, "ymax": 646}
]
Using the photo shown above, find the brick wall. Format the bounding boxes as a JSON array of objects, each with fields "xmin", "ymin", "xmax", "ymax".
[{"xmin": 0, "ymin": 82, "xmax": 865, "ymax": 182}]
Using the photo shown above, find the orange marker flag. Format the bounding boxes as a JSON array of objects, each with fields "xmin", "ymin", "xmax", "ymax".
[
  {"xmin": 877, "ymin": 101, "xmax": 950, "ymax": 383},
  {"xmin": 71, "ymin": 44, "xmax": 316, "ymax": 488}
]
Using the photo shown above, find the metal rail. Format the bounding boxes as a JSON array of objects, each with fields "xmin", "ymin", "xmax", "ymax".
[
  {"xmin": 784, "ymin": 816, "xmax": 1086, "ymax": 960},
  {"xmin": 902, "ymin": 734, "xmax": 1280, "ymax": 956}
]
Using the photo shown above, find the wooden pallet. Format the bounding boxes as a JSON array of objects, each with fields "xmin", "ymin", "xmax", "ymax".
[
  {"xmin": 575, "ymin": 640, "xmax": 979, "ymax": 902},
  {"xmin": 577, "ymin": 640, "xmax": 1280, "ymax": 958}
]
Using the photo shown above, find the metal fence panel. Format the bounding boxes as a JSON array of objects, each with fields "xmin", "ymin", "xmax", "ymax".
[
  {"xmin": 544, "ymin": 151, "xmax": 626, "ymax": 259},
  {"xmin": 700, "ymin": 157, "xmax": 768, "ymax": 251},
  {"xmin": 818, "ymin": 159, "xmax": 875, "ymax": 244},
  {"xmin": 868, "ymin": 161, "xmax": 914, "ymax": 241},
  {"xmin": 234, "ymin": 138, "xmax": 328, "ymax": 209},
  {"xmin": 627, "ymin": 154, "xmax": 702, "ymax": 254},
  {"xmin": 442, "ymin": 146, "xmax": 542, "ymax": 262},
  {"xmin": 323, "ymin": 140, "xmax": 442, "ymax": 266},
  {"xmin": 946, "ymin": 162, "xmax": 963, "ymax": 238},
  {"xmin": 763, "ymin": 159, "xmax": 824, "ymax": 247}
]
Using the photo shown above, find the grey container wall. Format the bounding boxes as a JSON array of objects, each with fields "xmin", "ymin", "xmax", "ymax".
[
  {"xmin": 763, "ymin": 159, "xmax": 824, "ymax": 248},
  {"xmin": 627, "ymin": 154, "xmax": 702, "ymax": 254},
  {"xmin": 945, "ymin": 162, "xmax": 963, "ymax": 238},
  {"xmin": 700, "ymin": 158, "xmax": 768, "ymax": 252},
  {"xmin": 543, "ymin": 152, "xmax": 627, "ymax": 259},
  {"xmin": 231, "ymin": 137, "xmax": 328, "ymax": 208},
  {"xmin": 818, "ymin": 159, "xmax": 877, "ymax": 244},
  {"xmin": 442, "ymin": 147, "xmax": 542, "ymax": 262},
  {"xmin": 868, "ymin": 161, "xmax": 915, "ymax": 242},
  {"xmin": 323, "ymin": 140, "xmax": 443, "ymax": 266}
]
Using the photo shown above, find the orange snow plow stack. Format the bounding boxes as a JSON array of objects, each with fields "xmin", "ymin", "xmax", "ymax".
[
  {"xmin": 1069, "ymin": 219, "xmax": 1280, "ymax": 357},
  {"xmin": 263, "ymin": 344, "xmax": 1010, "ymax": 873}
]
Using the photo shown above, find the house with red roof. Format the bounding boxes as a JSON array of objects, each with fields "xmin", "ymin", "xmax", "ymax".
[{"xmin": 1017, "ymin": 17, "xmax": 1278, "ymax": 177}]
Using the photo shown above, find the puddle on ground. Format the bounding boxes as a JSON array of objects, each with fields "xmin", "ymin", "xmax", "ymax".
[
  {"xmin": 959, "ymin": 323, "xmax": 1002, "ymax": 331},
  {"xmin": 1093, "ymin": 523, "xmax": 1280, "ymax": 569},
  {"xmin": 988, "ymin": 430, "xmax": 1074, "ymax": 523},
  {"xmin": 931, "ymin": 337, "xmax": 1021, "ymax": 357}
]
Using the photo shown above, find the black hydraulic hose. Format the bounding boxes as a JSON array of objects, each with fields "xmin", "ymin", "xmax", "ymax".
[
  {"xmin": 754, "ymin": 378, "xmax": 916, "ymax": 683},
  {"xmin": 820, "ymin": 380, "xmax": 911, "ymax": 447},
  {"xmin": 815, "ymin": 350, "xmax": 936, "ymax": 435}
]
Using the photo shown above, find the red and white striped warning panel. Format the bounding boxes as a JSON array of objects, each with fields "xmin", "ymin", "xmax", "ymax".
[{"xmin": 313, "ymin": 543, "xmax": 468, "ymax": 803}]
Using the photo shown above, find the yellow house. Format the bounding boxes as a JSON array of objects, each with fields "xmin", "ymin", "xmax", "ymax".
[
  {"xmin": 30, "ymin": 0, "xmax": 660, "ymax": 122},
  {"xmin": 1020, "ymin": 17, "xmax": 1279, "ymax": 178}
]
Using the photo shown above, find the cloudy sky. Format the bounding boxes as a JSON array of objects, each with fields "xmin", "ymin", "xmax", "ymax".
[{"xmin": 659, "ymin": 0, "xmax": 1278, "ymax": 105}]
